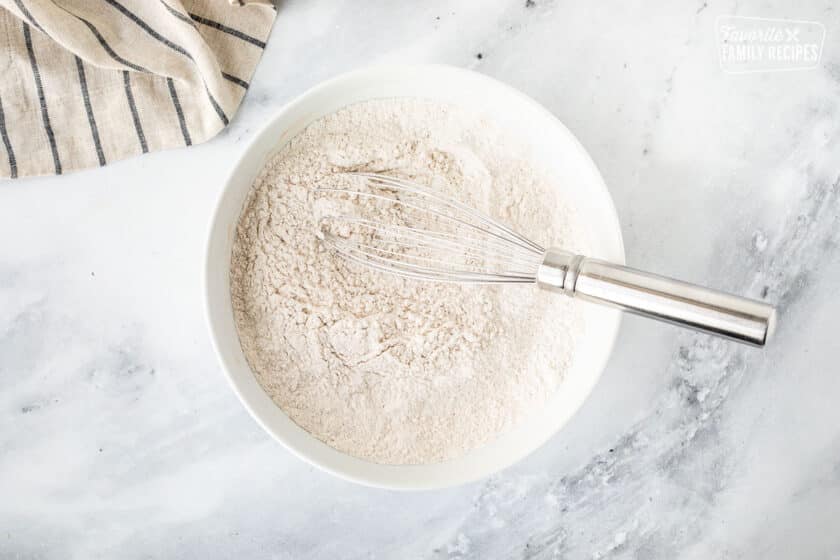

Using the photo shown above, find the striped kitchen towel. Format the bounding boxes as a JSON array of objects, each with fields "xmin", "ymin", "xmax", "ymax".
[{"xmin": 0, "ymin": 0, "xmax": 276, "ymax": 179}]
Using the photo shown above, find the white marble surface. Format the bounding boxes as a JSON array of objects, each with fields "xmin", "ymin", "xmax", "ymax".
[{"xmin": 3, "ymin": 1, "xmax": 839, "ymax": 558}]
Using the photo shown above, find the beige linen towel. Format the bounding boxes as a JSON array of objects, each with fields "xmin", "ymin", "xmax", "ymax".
[{"xmin": 0, "ymin": 0, "xmax": 276, "ymax": 178}]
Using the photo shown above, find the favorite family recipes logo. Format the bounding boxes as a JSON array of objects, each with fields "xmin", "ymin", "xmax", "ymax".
[{"xmin": 716, "ymin": 16, "xmax": 825, "ymax": 73}]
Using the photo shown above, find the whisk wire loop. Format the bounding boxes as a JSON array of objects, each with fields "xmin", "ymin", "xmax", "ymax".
[{"xmin": 314, "ymin": 173, "xmax": 546, "ymax": 284}]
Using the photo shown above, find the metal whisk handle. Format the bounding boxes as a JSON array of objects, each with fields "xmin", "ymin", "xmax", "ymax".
[{"xmin": 537, "ymin": 249, "xmax": 776, "ymax": 347}]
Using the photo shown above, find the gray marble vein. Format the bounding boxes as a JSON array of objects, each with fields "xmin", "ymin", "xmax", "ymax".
[{"xmin": 2, "ymin": 0, "xmax": 839, "ymax": 558}]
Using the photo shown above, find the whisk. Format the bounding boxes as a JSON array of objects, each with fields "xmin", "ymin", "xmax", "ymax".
[{"xmin": 315, "ymin": 173, "xmax": 776, "ymax": 347}]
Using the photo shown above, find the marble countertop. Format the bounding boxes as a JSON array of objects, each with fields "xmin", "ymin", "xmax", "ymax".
[{"xmin": 3, "ymin": 1, "xmax": 839, "ymax": 558}]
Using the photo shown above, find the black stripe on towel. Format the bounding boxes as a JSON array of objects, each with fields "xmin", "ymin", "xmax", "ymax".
[
  {"xmin": 75, "ymin": 57, "xmax": 106, "ymax": 167},
  {"xmin": 123, "ymin": 71, "xmax": 148, "ymax": 153},
  {"xmin": 0, "ymin": 95, "xmax": 18, "ymax": 179},
  {"xmin": 23, "ymin": 23, "xmax": 62, "ymax": 175},
  {"xmin": 13, "ymin": 0, "xmax": 45, "ymax": 33},
  {"xmin": 75, "ymin": 16, "xmax": 150, "ymax": 73},
  {"xmin": 205, "ymin": 85, "xmax": 229, "ymax": 126},
  {"xmin": 159, "ymin": 1, "xmax": 194, "ymax": 26},
  {"xmin": 102, "ymin": 0, "xmax": 192, "ymax": 59},
  {"xmin": 222, "ymin": 72, "xmax": 249, "ymax": 89},
  {"xmin": 167, "ymin": 78, "xmax": 192, "ymax": 147},
  {"xmin": 188, "ymin": 13, "xmax": 266, "ymax": 49}
]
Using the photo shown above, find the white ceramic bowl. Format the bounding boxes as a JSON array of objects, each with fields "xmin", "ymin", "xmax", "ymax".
[{"xmin": 205, "ymin": 64, "xmax": 625, "ymax": 490}]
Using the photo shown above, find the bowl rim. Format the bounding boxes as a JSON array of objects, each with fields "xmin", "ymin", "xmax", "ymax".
[{"xmin": 203, "ymin": 63, "xmax": 625, "ymax": 490}]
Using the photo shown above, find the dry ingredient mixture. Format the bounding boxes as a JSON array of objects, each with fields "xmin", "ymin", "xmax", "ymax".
[{"xmin": 230, "ymin": 98, "xmax": 589, "ymax": 465}]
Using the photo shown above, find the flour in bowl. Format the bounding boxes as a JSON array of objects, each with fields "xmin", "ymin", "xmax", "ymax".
[{"xmin": 230, "ymin": 98, "xmax": 588, "ymax": 465}]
